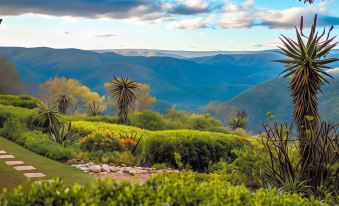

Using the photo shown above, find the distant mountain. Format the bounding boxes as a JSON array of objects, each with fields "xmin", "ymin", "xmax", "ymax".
[
  {"xmin": 0, "ymin": 47, "xmax": 337, "ymax": 113},
  {"xmin": 95, "ymin": 49, "xmax": 278, "ymax": 58},
  {"xmin": 0, "ymin": 47, "xmax": 287, "ymax": 110},
  {"xmin": 228, "ymin": 78, "xmax": 339, "ymax": 132}
]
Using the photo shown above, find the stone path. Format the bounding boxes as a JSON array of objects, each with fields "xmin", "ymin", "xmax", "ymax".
[
  {"xmin": 70, "ymin": 162, "xmax": 179, "ymax": 184},
  {"xmin": 0, "ymin": 149, "xmax": 46, "ymax": 179}
]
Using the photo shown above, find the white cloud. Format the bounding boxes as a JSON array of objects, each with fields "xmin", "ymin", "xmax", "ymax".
[
  {"xmin": 219, "ymin": 0, "xmax": 338, "ymax": 29},
  {"xmin": 170, "ymin": 16, "xmax": 213, "ymax": 29},
  {"xmin": 327, "ymin": 67, "xmax": 339, "ymax": 74}
]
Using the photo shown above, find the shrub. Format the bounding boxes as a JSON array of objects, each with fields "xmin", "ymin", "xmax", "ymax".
[
  {"xmin": 0, "ymin": 94, "xmax": 37, "ymax": 109},
  {"xmin": 63, "ymin": 115, "xmax": 118, "ymax": 124},
  {"xmin": 0, "ymin": 172, "xmax": 326, "ymax": 206},
  {"xmin": 0, "ymin": 104, "xmax": 74, "ymax": 160},
  {"xmin": 48, "ymin": 122, "xmax": 80, "ymax": 147},
  {"xmin": 128, "ymin": 110, "xmax": 166, "ymax": 130},
  {"xmin": 140, "ymin": 130, "xmax": 244, "ymax": 170},
  {"xmin": 80, "ymin": 133, "xmax": 125, "ymax": 152}
]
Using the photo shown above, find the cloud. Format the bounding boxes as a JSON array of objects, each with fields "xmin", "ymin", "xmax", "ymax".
[
  {"xmin": 95, "ymin": 33, "xmax": 116, "ymax": 38},
  {"xmin": 0, "ymin": 0, "xmax": 163, "ymax": 21},
  {"xmin": 167, "ymin": 0, "xmax": 211, "ymax": 15},
  {"xmin": 170, "ymin": 16, "xmax": 213, "ymax": 29},
  {"xmin": 219, "ymin": 0, "xmax": 339, "ymax": 29},
  {"xmin": 327, "ymin": 68, "xmax": 339, "ymax": 74}
]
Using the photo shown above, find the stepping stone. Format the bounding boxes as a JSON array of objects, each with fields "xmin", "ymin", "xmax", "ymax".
[
  {"xmin": 24, "ymin": 173, "xmax": 46, "ymax": 178},
  {"xmin": 5, "ymin": 161, "xmax": 24, "ymax": 165},
  {"xmin": 14, "ymin": 166, "xmax": 36, "ymax": 171},
  {"xmin": 0, "ymin": 155, "xmax": 15, "ymax": 159},
  {"xmin": 0, "ymin": 150, "xmax": 7, "ymax": 154}
]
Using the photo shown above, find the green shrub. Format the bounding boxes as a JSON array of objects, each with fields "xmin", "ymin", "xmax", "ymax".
[
  {"xmin": 0, "ymin": 94, "xmax": 37, "ymax": 109},
  {"xmin": 0, "ymin": 172, "xmax": 326, "ymax": 206},
  {"xmin": 80, "ymin": 134, "xmax": 125, "ymax": 152},
  {"xmin": 128, "ymin": 110, "xmax": 167, "ymax": 130},
  {"xmin": 0, "ymin": 104, "xmax": 74, "ymax": 160},
  {"xmin": 141, "ymin": 130, "xmax": 244, "ymax": 170},
  {"xmin": 63, "ymin": 115, "xmax": 118, "ymax": 124}
]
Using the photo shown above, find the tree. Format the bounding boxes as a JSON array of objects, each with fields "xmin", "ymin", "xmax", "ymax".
[
  {"xmin": 105, "ymin": 77, "xmax": 140, "ymax": 123},
  {"xmin": 133, "ymin": 84, "xmax": 156, "ymax": 112},
  {"xmin": 0, "ymin": 56, "xmax": 21, "ymax": 94},
  {"xmin": 56, "ymin": 95, "xmax": 73, "ymax": 114},
  {"xmin": 275, "ymin": 15, "xmax": 338, "ymax": 137},
  {"xmin": 40, "ymin": 77, "xmax": 105, "ymax": 114}
]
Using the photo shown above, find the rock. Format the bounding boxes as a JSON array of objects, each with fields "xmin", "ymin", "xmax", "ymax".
[
  {"xmin": 109, "ymin": 166, "xmax": 120, "ymax": 172},
  {"xmin": 129, "ymin": 170, "xmax": 140, "ymax": 175},
  {"xmin": 88, "ymin": 162, "xmax": 95, "ymax": 166},
  {"xmin": 80, "ymin": 167, "xmax": 89, "ymax": 171},
  {"xmin": 89, "ymin": 165, "xmax": 101, "ymax": 173},
  {"xmin": 122, "ymin": 169, "xmax": 130, "ymax": 173},
  {"xmin": 101, "ymin": 164, "xmax": 110, "ymax": 172}
]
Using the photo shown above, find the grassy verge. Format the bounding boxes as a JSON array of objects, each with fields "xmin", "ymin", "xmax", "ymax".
[{"xmin": 0, "ymin": 137, "xmax": 96, "ymax": 190}]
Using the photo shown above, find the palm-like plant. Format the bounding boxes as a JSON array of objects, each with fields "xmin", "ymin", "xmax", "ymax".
[
  {"xmin": 275, "ymin": 15, "xmax": 338, "ymax": 134},
  {"xmin": 300, "ymin": 0, "xmax": 314, "ymax": 3},
  {"xmin": 49, "ymin": 122, "xmax": 80, "ymax": 147},
  {"xmin": 34, "ymin": 100, "xmax": 61, "ymax": 129},
  {"xmin": 56, "ymin": 95, "xmax": 73, "ymax": 114},
  {"xmin": 87, "ymin": 101, "xmax": 103, "ymax": 116},
  {"xmin": 105, "ymin": 77, "xmax": 140, "ymax": 123}
]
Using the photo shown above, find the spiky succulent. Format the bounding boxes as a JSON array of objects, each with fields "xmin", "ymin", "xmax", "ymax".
[
  {"xmin": 275, "ymin": 15, "xmax": 338, "ymax": 128},
  {"xmin": 106, "ymin": 77, "xmax": 140, "ymax": 123},
  {"xmin": 56, "ymin": 95, "xmax": 73, "ymax": 114}
]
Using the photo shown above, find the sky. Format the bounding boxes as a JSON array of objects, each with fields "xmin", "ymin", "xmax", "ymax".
[{"xmin": 0, "ymin": 0, "xmax": 338, "ymax": 51}]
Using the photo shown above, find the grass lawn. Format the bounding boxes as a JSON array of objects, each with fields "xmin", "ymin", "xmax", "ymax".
[{"xmin": 0, "ymin": 137, "xmax": 96, "ymax": 190}]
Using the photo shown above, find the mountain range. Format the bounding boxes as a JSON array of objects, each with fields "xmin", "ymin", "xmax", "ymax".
[{"xmin": 0, "ymin": 46, "xmax": 337, "ymax": 132}]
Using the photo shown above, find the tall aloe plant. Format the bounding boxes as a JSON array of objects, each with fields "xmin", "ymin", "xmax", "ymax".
[
  {"xmin": 275, "ymin": 15, "xmax": 338, "ymax": 133},
  {"xmin": 105, "ymin": 77, "xmax": 140, "ymax": 123}
]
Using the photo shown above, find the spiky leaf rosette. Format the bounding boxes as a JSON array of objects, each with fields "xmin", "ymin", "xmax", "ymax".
[
  {"xmin": 56, "ymin": 95, "xmax": 73, "ymax": 114},
  {"xmin": 300, "ymin": 0, "xmax": 314, "ymax": 3},
  {"xmin": 106, "ymin": 77, "xmax": 140, "ymax": 123},
  {"xmin": 275, "ymin": 14, "xmax": 338, "ymax": 127}
]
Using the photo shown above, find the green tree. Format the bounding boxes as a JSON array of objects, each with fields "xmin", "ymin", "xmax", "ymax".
[
  {"xmin": 0, "ymin": 56, "xmax": 21, "ymax": 94},
  {"xmin": 105, "ymin": 77, "xmax": 140, "ymax": 123}
]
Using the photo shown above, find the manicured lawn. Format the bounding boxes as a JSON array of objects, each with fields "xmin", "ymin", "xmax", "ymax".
[{"xmin": 0, "ymin": 137, "xmax": 96, "ymax": 190}]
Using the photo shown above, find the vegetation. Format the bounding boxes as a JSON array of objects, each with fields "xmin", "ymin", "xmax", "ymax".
[
  {"xmin": 48, "ymin": 122, "xmax": 80, "ymax": 147},
  {"xmin": 34, "ymin": 100, "xmax": 61, "ymax": 129},
  {"xmin": 56, "ymin": 95, "xmax": 73, "ymax": 114},
  {"xmin": 0, "ymin": 56, "xmax": 21, "ymax": 94},
  {"xmin": 0, "ymin": 94, "xmax": 37, "ymax": 109},
  {"xmin": 105, "ymin": 77, "xmax": 140, "ymax": 123},
  {"xmin": 229, "ymin": 110, "xmax": 248, "ymax": 130},
  {"xmin": 0, "ymin": 172, "xmax": 328, "ymax": 206},
  {"xmin": 40, "ymin": 77, "xmax": 105, "ymax": 114}
]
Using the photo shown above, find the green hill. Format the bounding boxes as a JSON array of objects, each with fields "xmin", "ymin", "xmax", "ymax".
[{"xmin": 228, "ymin": 78, "xmax": 339, "ymax": 132}]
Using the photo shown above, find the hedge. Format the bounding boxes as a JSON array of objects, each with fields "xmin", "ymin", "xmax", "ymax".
[
  {"xmin": 0, "ymin": 171, "xmax": 326, "ymax": 206},
  {"xmin": 0, "ymin": 94, "xmax": 37, "ymax": 109}
]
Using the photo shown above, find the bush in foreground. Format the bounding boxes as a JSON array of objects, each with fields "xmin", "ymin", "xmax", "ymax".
[{"xmin": 0, "ymin": 172, "xmax": 327, "ymax": 206}]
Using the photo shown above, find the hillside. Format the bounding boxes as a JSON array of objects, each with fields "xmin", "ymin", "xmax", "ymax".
[
  {"xmin": 228, "ymin": 78, "xmax": 339, "ymax": 132},
  {"xmin": 0, "ymin": 47, "xmax": 288, "ymax": 110}
]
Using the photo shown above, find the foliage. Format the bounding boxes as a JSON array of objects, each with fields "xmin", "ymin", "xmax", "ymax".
[
  {"xmin": 128, "ymin": 110, "xmax": 167, "ymax": 130},
  {"xmin": 63, "ymin": 115, "xmax": 118, "ymax": 124},
  {"xmin": 87, "ymin": 101, "xmax": 104, "ymax": 116},
  {"xmin": 133, "ymin": 83, "xmax": 157, "ymax": 112},
  {"xmin": 40, "ymin": 77, "xmax": 105, "ymax": 114},
  {"xmin": 0, "ymin": 104, "xmax": 74, "ymax": 160},
  {"xmin": 48, "ymin": 122, "xmax": 80, "ymax": 147},
  {"xmin": 0, "ymin": 172, "xmax": 327, "ymax": 206},
  {"xmin": 206, "ymin": 102, "xmax": 237, "ymax": 124},
  {"xmin": 229, "ymin": 110, "xmax": 248, "ymax": 130},
  {"xmin": 105, "ymin": 76, "xmax": 140, "ymax": 123},
  {"xmin": 257, "ymin": 122, "xmax": 338, "ymax": 196},
  {"xmin": 72, "ymin": 121, "xmax": 147, "ymax": 137},
  {"xmin": 275, "ymin": 15, "xmax": 338, "ymax": 133},
  {"xmin": 55, "ymin": 95, "xmax": 73, "ymax": 114},
  {"xmin": 0, "ymin": 56, "xmax": 21, "ymax": 94},
  {"xmin": 79, "ymin": 133, "xmax": 125, "ymax": 152},
  {"xmin": 0, "ymin": 94, "xmax": 37, "ymax": 109},
  {"xmin": 33, "ymin": 100, "xmax": 61, "ymax": 129},
  {"xmin": 141, "ymin": 130, "xmax": 244, "ymax": 170},
  {"xmin": 120, "ymin": 132, "xmax": 143, "ymax": 154}
]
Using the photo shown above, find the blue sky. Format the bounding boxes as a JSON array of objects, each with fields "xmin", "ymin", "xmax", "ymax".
[{"xmin": 0, "ymin": 0, "xmax": 338, "ymax": 51}]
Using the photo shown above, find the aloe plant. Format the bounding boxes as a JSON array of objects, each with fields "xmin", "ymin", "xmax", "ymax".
[
  {"xmin": 49, "ymin": 122, "xmax": 80, "ymax": 147},
  {"xmin": 56, "ymin": 95, "xmax": 73, "ymax": 114},
  {"xmin": 275, "ymin": 15, "xmax": 338, "ymax": 132},
  {"xmin": 34, "ymin": 100, "xmax": 61, "ymax": 129},
  {"xmin": 105, "ymin": 77, "xmax": 140, "ymax": 123}
]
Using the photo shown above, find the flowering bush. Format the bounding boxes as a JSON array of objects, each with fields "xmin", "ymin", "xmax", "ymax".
[{"xmin": 79, "ymin": 133, "xmax": 125, "ymax": 152}]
